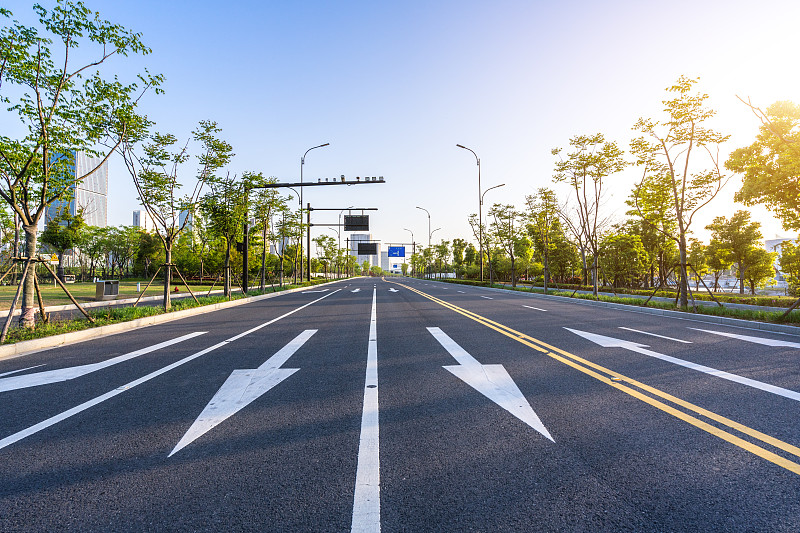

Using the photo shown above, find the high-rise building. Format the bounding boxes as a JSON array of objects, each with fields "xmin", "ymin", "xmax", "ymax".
[
  {"xmin": 46, "ymin": 151, "xmax": 108, "ymax": 227},
  {"xmin": 132, "ymin": 209, "xmax": 155, "ymax": 231}
]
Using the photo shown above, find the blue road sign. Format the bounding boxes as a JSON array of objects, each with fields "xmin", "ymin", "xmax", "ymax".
[{"xmin": 388, "ymin": 246, "xmax": 405, "ymax": 257}]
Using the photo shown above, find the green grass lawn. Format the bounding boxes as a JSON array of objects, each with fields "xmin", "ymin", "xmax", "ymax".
[{"xmin": 0, "ymin": 280, "xmax": 221, "ymax": 310}]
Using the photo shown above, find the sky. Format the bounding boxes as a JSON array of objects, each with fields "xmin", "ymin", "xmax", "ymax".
[{"xmin": 5, "ymin": 0, "xmax": 800, "ymax": 250}]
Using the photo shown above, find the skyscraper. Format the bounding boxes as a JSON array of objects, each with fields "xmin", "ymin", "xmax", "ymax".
[{"xmin": 46, "ymin": 151, "xmax": 108, "ymax": 227}]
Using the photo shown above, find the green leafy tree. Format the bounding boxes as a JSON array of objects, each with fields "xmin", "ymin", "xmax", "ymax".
[
  {"xmin": 705, "ymin": 239, "xmax": 732, "ymax": 291},
  {"xmin": 40, "ymin": 207, "xmax": 86, "ymax": 280},
  {"xmin": 401, "ymin": 262, "xmax": 408, "ymax": 276},
  {"xmin": 0, "ymin": 3, "xmax": 162, "ymax": 326},
  {"xmin": 779, "ymin": 240, "xmax": 800, "ymax": 292},
  {"xmin": 630, "ymin": 76, "xmax": 730, "ymax": 307},
  {"xmin": 705, "ymin": 210, "xmax": 763, "ymax": 294},
  {"xmin": 452, "ymin": 237, "xmax": 467, "ymax": 277},
  {"xmin": 552, "ymin": 133, "xmax": 626, "ymax": 296},
  {"xmin": 687, "ymin": 239, "xmax": 708, "ymax": 290},
  {"xmin": 526, "ymin": 188, "xmax": 559, "ymax": 292},
  {"xmin": 107, "ymin": 226, "xmax": 142, "ymax": 278},
  {"xmin": 742, "ymin": 247, "xmax": 776, "ymax": 295},
  {"xmin": 488, "ymin": 203, "xmax": 527, "ymax": 287},
  {"xmin": 727, "ymin": 101, "xmax": 800, "ymax": 230},
  {"xmin": 200, "ymin": 172, "xmax": 249, "ymax": 297},
  {"xmin": 598, "ymin": 233, "xmax": 648, "ymax": 288},
  {"xmin": 121, "ymin": 121, "xmax": 233, "ymax": 308}
]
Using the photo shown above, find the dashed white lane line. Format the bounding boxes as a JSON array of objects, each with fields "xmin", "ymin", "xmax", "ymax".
[
  {"xmin": 523, "ymin": 305, "xmax": 547, "ymax": 312},
  {"xmin": 457, "ymin": 291, "xmax": 465, "ymax": 293},
  {"xmin": 480, "ymin": 296, "xmax": 493, "ymax": 300},
  {"xmin": 0, "ymin": 290, "xmax": 341, "ymax": 451},
  {"xmin": 619, "ymin": 327, "xmax": 691, "ymax": 344},
  {"xmin": 351, "ymin": 287, "xmax": 381, "ymax": 532}
]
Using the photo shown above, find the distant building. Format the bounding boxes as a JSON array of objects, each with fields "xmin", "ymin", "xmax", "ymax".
[
  {"xmin": 46, "ymin": 151, "xmax": 108, "ymax": 227},
  {"xmin": 765, "ymin": 237, "xmax": 795, "ymax": 282},
  {"xmin": 349, "ymin": 233, "xmax": 380, "ymax": 267},
  {"xmin": 179, "ymin": 209, "xmax": 194, "ymax": 233},
  {"xmin": 132, "ymin": 209, "xmax": 155, "ymax": 231}
]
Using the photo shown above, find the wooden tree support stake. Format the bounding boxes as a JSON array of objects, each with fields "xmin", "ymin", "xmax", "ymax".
[
  {"xmin": 39, "ymin": 261, "xmax": 94, "ymax": 323},
  {"xmin": 689, "ymin": 264, "xmax": 724, "ymax": 307},
  {"xmin": 0, "ymin": 259, "xmax": 31, "ymax": 343},
  {"xmin": 644, "ymin": 265, "xmax": 677, "ymax": 306},
  {"xmin": 206, "ymin": 276, "xmax": 219, "ymax": 297},
  {"xmin": 0, "ymin": 261, "xmax": 17, "ymax": 286},
  {"xmin": 172, "ymin": 267, "xmax": 199, "ymax": 304},
  {"xmin": 33, "ymin": 274, "xmax": 48, "ymax": 324},
  {"xmin": 133, "ymin": 267, "xmax": 162, "ymax": 308}
]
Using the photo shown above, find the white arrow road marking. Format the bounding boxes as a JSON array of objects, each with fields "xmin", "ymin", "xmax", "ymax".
[
  {"xmin": 0, "ymin": 290, "xmax": 340, "ymax": 451},
  {"xmin": 565, "ymin": 328, "xmax": 800, "ymax": 402},
  {"xmin": 169, "ymin": 330, "xmax": 316, "ymax": 457},
  {"xmin": 619, "ymin": 327, "xmax": 691, "ymax": 344},
  {"xmin": 689, "ymin": 328, "xmax": 800, "ymax": 348},
  {"xmin": 352, "ymin": 288, "xmax": 361, "ymax": 293},
  {"xmin": 480, "ymin": 296, "xmax": 493, "ymax": 300},
  {"xmin": 523, "ymin": 305, "xmax": 547, "ymax": 312},
  {"xmin": 428, "ymin": 327, "xmax": 554, "ymax": 442},
  {"xmin": 302, "ymin": 288, "xmax": 330, "ymax": 294},
  {"xmin": 0, "ymin": 364, "xmax": 46, "ymax": 378},
  {"xmin": 351, "ymin": 287, "xmax": 380, "ymax": 532},
  {"xmin": 0, "ymin": 332, "xmax": 207, "ymax": 393},
  {"xmin": 388, "ymin": 287, "xmax": 399, "ymax": 293}
]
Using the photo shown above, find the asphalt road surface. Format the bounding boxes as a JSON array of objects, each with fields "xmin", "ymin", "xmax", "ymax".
[{"xmin": 1, "ymin": 276, "xmax": 799, "ymax": 532}]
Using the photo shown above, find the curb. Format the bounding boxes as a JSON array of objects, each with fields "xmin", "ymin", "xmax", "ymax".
[
  {"xmin": 0, "ymin": 279, "xmax": 348, "ymax": 360},
  {"xmin": 430, "ymin": 279, "xmax": 800, "ymax": 337}
]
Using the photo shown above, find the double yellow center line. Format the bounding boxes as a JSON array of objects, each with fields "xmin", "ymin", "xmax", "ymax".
[{"xmin": 393, "ymin": 280, "xmax": 800, "ymax": 476}]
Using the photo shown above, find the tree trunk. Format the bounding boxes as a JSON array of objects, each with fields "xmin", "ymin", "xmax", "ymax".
[
  {"xmin": 224, "ymin": 242, "xmax": 232, "ymax": 297},
  {"xmin": 260, "ymin": 225, "xmax": 267, "ymax": 291},
  {"xmin": 163, "ymin": 245, "xmax": 172, "ymax": 311},
  {"xmin": 738, "ymin": 261, "xmax": 745, "ymax": 295},
  {"xmin": 20, "ymin": 224, "xmax": 38, "ymax": 329},
  {"xmin": 592, "ymin": 254, "xmax": 599, "ymax": 296},
  {"xmin": 678, "ymin": 235, "xmax": 689, "ymax": 307},
  {"xmin": 511, "ymin": 257, "xmax": 516, "ymax": 287}
]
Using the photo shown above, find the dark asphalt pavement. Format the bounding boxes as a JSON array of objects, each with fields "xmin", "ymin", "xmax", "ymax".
[{"xmin": 1, "ymin": 276, "xmax": 799, "ymax": 532}]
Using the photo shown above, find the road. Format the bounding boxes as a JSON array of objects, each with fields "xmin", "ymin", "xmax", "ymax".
[{"xmin": 1, "ymin": 276, "xmax": 799, "ymax": 532}]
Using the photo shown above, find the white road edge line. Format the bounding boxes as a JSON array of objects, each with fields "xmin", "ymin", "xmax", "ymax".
[
  {"xmin": 0, "ymin": 364, "xmax": 46, "ymax": 378},
  {"xmin": 0, "ymin": 332, "xmax": 207, "ymax": 393},
  {"xmin": 618, "ymin": 327, "xmax": 692, "ymax": 344},
  {"xmin": 351, "ymin": 286, "xmax": 380, "ymax": 532},
  {"xmin": 523, "ymin": 305, "xmax": 547, "ymax": 312},
  {"xmin": 0, "ymin": 290, "xmax": 341, "ymax": 451}
]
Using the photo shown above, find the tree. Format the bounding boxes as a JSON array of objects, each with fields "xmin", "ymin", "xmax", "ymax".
[
  {"xmin": 705, "ymin": 211, "xmax": 763, "ymax": 295},
  {"xmin": 687, "ymin": 239, "xmax": 708, "ymax": 290},
  {"xmin": 779, "ymin": 240, "xmax": 800, "ymax": 293},
  {"xmin": 705, "ymin": 239, "xmax": 732, "ymax": 291},
  {"xmin": 452, "ymin": 238, "xmax": 467, "ymax": 277},
  {"xmin": 598, "ymin": 233, "xmax": 648, "ymax": 288},
  {"xmin": 200, "ymin": 171, "xmax": 248, "ymax": 297},
  {"xmin": 40, "ymin": 207, "xmax": 86, "ymax": 280},
  {"xmin": 400, "ymin": 262, "xmax": 408, "ymax": 276},
  {"xmin": 0, "ymin": 3, "xmax": 162, "ymax": 327},
  {"xmin": 742, "ymin": 247, "xmax": 776, "ymax": 295},
  {"xmin": 526, "ymin": 188, "xmax": 559, "ymax": 293},
  {"xmin": 121, "ymin": 121, "xmax": 233, "ymax": 309},
  {"xmin": 727, "ymin": 101, "xmax": 800, "ymax": 230},
  {"xmin": 552, "ymin": 133, "xmax": 626, "ymax": 296},
  {"xmin": 107, "ymin": 226, "xmax": 141, "ymax": 278},
  {"xmin": 249, "ymin": 175, "xmax": 283, "ymax": 289},
  {"xmin": 488, "ymin": 204, "xmax": 526, "ymax": 287},
  {"xmin": 630, "ymin": 76, "xmax": 730, "ymax": 307}
]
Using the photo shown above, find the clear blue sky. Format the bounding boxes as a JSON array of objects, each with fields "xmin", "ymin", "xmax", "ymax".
[{"xmin": 6, "ymin": 1, "xmax": 800, "ymax": 245}]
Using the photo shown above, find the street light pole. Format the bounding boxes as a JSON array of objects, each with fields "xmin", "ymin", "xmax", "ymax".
[
  {"xmin": 338, "ymin": 206, "xmax": 353, "ymax": 279},
  {"xmin": 416, "ymin": 206, "xmax": 431, "ymax": 247},
  {"xmin": 480, "ymin": 183, "xmax": 505, "ymax": 286},
  {"xmin": 300, "ymin": 142, "xmax": 329, "ymax": 281},
  {"xmin": 403, "ymin": 228, "xmax": 415, "ymax": 276},
  {"xmin": 457, "ymin": 144, "xmax": 482, "ymax": 281}
]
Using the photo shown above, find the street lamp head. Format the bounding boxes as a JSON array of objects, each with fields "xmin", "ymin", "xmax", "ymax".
[{"xmin": 456, "ymin": 144, "xmax": 466, "ymax": 149}]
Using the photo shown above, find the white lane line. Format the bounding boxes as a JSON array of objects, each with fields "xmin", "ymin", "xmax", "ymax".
[
  {"xmin": 457, "ymin": 291, "xmax": 465, "ymax": 293},
  {"xmin": 351, "ymin": 287, "xmax": 380, "ymax": 532},
  {"xmin": 565, "ymin": 328, "xmax": 800, "ymax": 402},
  {"xmin": 429, "ymin": 327, "xmax": 553, "ymax": 441},
  {"xmin": 690, "ymin": 328, "xmax": 800, "ymax": 348},
  {"xmin": 523, "ymin": 305, "xmax": 547, "ymax": 312},
  {"xmin": 0, "ymin": 332, "xmax": 207, "ymax": 393},
  {"xmin": 619, "ymin": 327, "xmax": 692, "ymax": 344},
  {"xmin": 0, "ymin": 292, "xmax": 340, "ymax": 451},
  {"xmin": 169, "ymin": 329, "xmax": 317, "ymax": 457},
  {"xmin": 0, "ymin": 364, "xmax": 46, "ymax": 378},
  {"xmin": 480, "ymin": 296, "xmax": 493, "ymax": 300}
]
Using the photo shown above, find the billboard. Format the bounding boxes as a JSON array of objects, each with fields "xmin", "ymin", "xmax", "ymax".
[
  {"xmin": 358, "ymin": 242, "xmax": 378, "ymax": 255},
  {"xmin": 388, "ymin": 246, "xmax": 405, "ymax": 258},
  {"xmin": 344, "ymin": 215, "xmax": 369, "ymax": 231}
]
